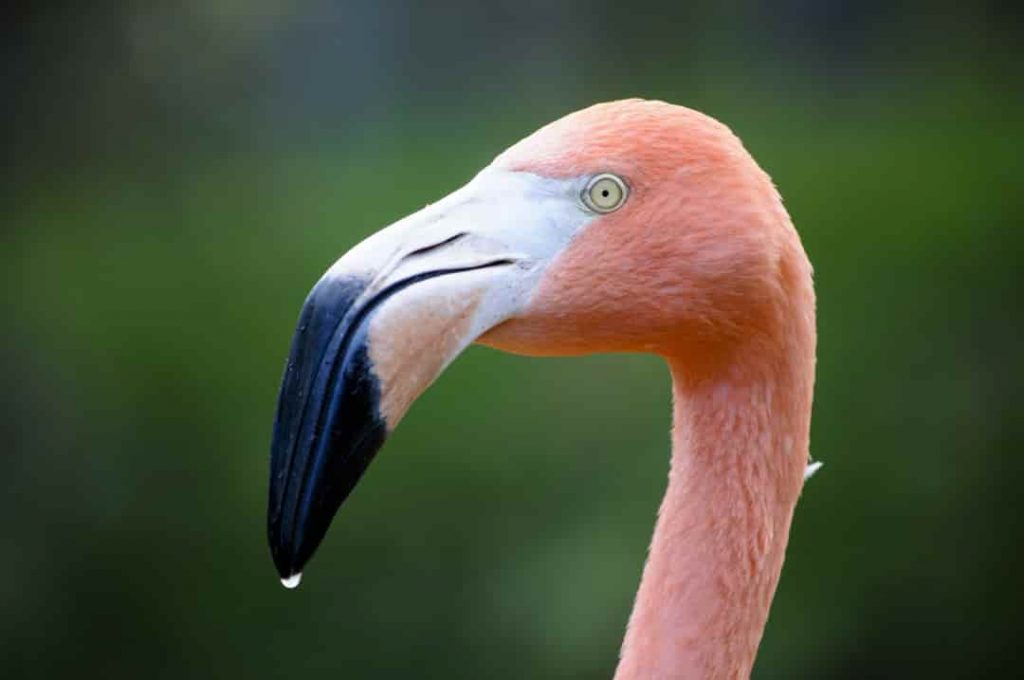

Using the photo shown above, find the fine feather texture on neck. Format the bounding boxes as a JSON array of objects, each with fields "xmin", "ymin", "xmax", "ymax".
[{"xmin": 616, "ymin": 242, "xmax": 815, "ymax": 679}]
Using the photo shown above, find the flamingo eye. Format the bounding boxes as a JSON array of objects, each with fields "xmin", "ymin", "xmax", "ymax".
[{"xmin": 582, "ymin": 173, "xmax": 628, "ymax": 213}]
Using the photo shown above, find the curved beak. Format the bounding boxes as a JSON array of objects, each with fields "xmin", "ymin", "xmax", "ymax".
[{"xmin": 267, "ymin": 169, "xmax": 590, "ymax": 584}]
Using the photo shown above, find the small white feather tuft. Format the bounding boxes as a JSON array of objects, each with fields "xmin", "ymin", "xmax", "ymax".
[{"xmin": 803, "ymin": 461, "xmax": 823, "ymax": 481}]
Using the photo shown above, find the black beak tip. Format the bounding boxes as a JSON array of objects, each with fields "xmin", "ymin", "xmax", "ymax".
[
  {"xmin": 268, "ymin": 529, "xmax": 303, "ymax": 583},
  {"xmin": 267, "ymin": 274, "xmax": 390, "ymax": 587},
  {"xmin": 267, "ymin": 527, "xmax": 305, "ymax": 588}
]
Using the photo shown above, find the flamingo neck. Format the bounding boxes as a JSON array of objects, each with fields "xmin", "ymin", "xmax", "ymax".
[{"xmin": 614, "ymin": 344, "xmax": 812, "ymax": 680}]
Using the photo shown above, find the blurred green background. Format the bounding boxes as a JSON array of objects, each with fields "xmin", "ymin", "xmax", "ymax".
[{"xmin": 4, "ymin": 2, "xmax": 1022, "ymax": 678}]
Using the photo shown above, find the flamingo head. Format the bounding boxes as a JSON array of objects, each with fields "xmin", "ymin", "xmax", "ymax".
[{"xmin": 267, "ymin": 99, "xmax": 808, "ymax": 585}]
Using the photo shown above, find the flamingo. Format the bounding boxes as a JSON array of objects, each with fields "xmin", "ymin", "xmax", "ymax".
[{"xmin": 267, "ymin": 99, "xmax": 817, "ymax": 679}]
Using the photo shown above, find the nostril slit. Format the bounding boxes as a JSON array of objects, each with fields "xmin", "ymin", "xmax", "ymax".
[{"xmin": 403, "ymin": 232, "xmax": 467, "ymax": 260}]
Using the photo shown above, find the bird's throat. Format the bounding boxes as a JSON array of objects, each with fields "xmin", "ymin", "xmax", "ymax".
[{"xmin": 615, "ymin": 347, "xmax": 813, "ymax": 680}]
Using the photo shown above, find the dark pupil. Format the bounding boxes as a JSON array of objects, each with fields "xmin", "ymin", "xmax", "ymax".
[{"xmin": 601, "ymin": 189, "xmax": 609, "ymax": 197}]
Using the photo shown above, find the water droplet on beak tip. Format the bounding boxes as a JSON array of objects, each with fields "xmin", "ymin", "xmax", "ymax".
[{"xmin": 281, "ymin": 573, "xmax": 302, "ymax": 589}]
